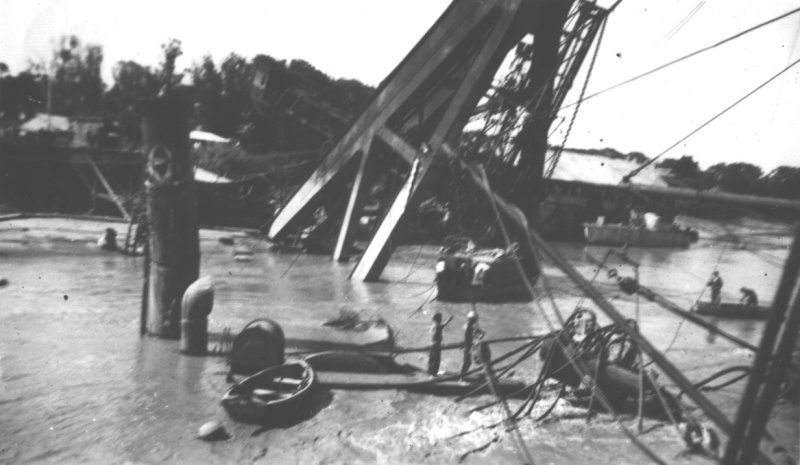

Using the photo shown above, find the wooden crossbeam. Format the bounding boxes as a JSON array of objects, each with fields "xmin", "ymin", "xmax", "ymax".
[{"xmin": 269, "ymin": 0, "xmax": 579, "ymax": 281}]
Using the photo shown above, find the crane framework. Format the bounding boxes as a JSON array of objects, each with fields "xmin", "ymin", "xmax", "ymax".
[{"xmin": 268, "ymin": 0, "xmax": 607, "ymax": 281}]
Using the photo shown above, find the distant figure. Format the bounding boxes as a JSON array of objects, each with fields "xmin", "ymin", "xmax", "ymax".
[
  {"xmin": 740, "ymin": 287, "xmax": 758, "ymax": 307},
  {"xmin": 98, "ymin": 227, "xmax": 118, "ymax": 251},
  {"xmin": 678, "ymin": 421, "xmax": 720, "ymax": 459},
  {"xmin": 707, "ymin": 271, "xmax": 723, "ymax": 305},
  {"xmin": 472, "ymin": 328, "xmax": 491, "ymax": 367},
  {"xmin": 628, "ymin": 207, "xmax": 646, "ymax": 229},
  {"xmin": 461, "ymin": 311, "xmax": 479, "ymax": 378},
  {"xmin": 428, "ymin": 312, "xmax": 453, "ymax": 376}
]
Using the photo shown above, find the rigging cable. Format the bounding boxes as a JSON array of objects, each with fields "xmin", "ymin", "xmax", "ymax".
[
  {"xmin": 472, "ymin": 163, "xmax": 669, "ymax": 465},
  {"xmin": 545, "ymin": 15, "xmax": 608, "ymax": 178},
  {"xmin": 623, "ymin": 55, "xmax": 800, "ymax": 183},
  {"xmin": 561, "ymin": 5, "xmax": 800, "ymax": 110}
]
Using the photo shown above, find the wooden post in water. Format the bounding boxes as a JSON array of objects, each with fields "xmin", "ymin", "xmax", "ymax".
[{"xmin": 140, "ymin": 94, "xmax": 200, "ymax": 339}]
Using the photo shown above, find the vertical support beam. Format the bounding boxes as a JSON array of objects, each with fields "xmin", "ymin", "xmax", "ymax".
[
  {"xmin": 332, "ymin": 136, "xmax": 373, "ymax": 261},
  {"xmin": 140, "ymin": 94, "xmax": 200, "ymax": 339}
]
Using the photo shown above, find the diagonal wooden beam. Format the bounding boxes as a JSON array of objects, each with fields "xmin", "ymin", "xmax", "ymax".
[
  {"xmin": 351, "ymin": 2, "xmax": 525, "ymax": 281},
  {"xmin": 377, "ymin": 128, "xmax": 418, "ymax": 165},
  {"xmin": 332, "ymin": 136, "xmax": 374, "ymax": 261},
  {"xmin": 89, "ymin": 158, "xmax": 131, "ymax": 220}
]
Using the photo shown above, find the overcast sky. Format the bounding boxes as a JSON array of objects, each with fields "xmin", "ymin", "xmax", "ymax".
[{"xmin": 1, "ymin": 0, "xmax": 799, "ymax": 171}]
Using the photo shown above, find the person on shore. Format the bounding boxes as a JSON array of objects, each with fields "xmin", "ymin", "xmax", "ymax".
[
  {"xmin": 428, "ymin": 312, "xmax": 452, "ymax": 376},
  {"xmin": 707, "ymin": 271, "xmax": 723, "ymax": 305},
  {"xmin": 461, "ymin": 311, "xmax": 479, "ymax": 379},
  {"xmin": 740, "ymin": 287, "xmax": 758, "ymax": 307}
]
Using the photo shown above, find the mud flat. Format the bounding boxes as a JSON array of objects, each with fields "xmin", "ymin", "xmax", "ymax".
[{"xmin": 0, "ymin": 216, "xmax": 796, "ymax": 464}]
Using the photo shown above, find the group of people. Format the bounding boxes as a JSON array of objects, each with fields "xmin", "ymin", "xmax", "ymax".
[
  {"xmin": 706, "ymin": 271, "xmax": 759, "ymax": 307},
  {"xmin": 428, "ymin": 311, "xmax": 487, "ymax": 377}
]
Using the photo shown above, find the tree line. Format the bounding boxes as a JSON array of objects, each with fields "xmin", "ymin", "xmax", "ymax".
[
  {"xmin": 0, "ymin": 36, "xmax": 374, "ymax": 152},
  {"xmin": 658, "ymin": 155, "xmax": 800, "ymax": 201},
  {"xmin": 1, "ymin": 36, "xmax": 796, "ymax": 201}
]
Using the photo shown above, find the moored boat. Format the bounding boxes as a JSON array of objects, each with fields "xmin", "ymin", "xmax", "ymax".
[
  {"xmin": 693, "ymin": 302, "xmax": 771, "ymax": 320},
  {"xmin": 221, "ymin": 360, "xmax": 316, "ymax": 424},
  {"xmin": 583, "ymin": 223, "xmax": 698, "ymax": 247},
  {"xmin": 435, "ymin": 236, "xmax": 539, "ymax": 303}
]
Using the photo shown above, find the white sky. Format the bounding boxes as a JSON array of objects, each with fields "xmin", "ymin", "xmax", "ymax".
[{"xmin": 1, "ymin": 0, "xmax": 799, "ymax": 171}]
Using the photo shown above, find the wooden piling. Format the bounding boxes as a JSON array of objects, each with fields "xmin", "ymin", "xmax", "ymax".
[{"xmin": 140, "ymin": 94, "xmax": 200, "ymax": 339}]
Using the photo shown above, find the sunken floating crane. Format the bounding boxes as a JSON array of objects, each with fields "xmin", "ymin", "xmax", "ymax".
[{"xmin": 268, "ymin": 0, "xmax": 608, "ymax": 281}]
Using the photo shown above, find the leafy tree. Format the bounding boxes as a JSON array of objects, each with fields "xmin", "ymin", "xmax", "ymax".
[
  {"xmin": 760, "ymin": 166, "xmax": 800, "ymax": 199},
  {"xmin": 46, "ymin": 35, "xmax": 105, "ymax": 116},
  {"xmin": 0, "ymin": 71, "xmax": 43, "ymax": 120},
  {"xmin": 159, "ymin": 38, "xmax": 183, "ymax": 93},
  {"xmin": 659, "ymin": 155, "xmax": 701, "ymax": 178},
  {"xmin": 705, "ymin": 162, "xmax": 763, "ymax": 194},
  {"xmin": 103, "ymin": 60, "xmax": 159, "ymax": 143}
]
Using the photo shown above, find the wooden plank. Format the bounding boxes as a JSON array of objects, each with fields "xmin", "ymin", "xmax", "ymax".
[
  {"xmin": 89, "ymin": 158, "xmax": 131, "ymax": 220},
  {"xmin": 377, "ymin": 128, "xmax": 418, "ymax": 165},
  {"xmin": 351, "ymin": 159, "xmax": 421, "ymax": 281},
  {"xmin": 332, "ymin": 136, "xmax": 373, "ymax": 261}
]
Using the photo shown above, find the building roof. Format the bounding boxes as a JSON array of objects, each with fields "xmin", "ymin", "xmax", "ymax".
[
  {"xmin": 194, "ymin": 167, "xmax": 233, "ymax": 183},
  {"xmin": 20, "ymin": 113, "xmax": 71, "ymax": 132},
  {"xmin": 548, "ymin": 148, "xmax": 669, "ymax": 187},
  {"xmin": 190, "ymin": 130, "xmax": 231, "ymax": 144}
]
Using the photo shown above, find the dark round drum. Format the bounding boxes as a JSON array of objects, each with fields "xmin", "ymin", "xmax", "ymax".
[{"xmin": 230, "ymin": 319, "xmax": 285, "ymax": 374}]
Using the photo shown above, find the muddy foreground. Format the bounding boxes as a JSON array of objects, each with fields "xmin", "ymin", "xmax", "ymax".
[{"xmin": 0, "ymin": 216, "xmax": 797, "ymax": 464}]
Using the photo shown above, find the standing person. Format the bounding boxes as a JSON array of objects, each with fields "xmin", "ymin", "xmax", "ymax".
[
  {"xmin": 707, "ymin": 271, "xmax": 723, "ymax": 305},
  {"xmin": 740, "ymin": 287, "xmax": 758, "ymax": 307},
  {"xmin": 461, "ymin": 311, "xmax": 479, "ymax": 379},
  {"xmin": 428, "ymin": 312, "xmax": 452, "ymax": 376}
]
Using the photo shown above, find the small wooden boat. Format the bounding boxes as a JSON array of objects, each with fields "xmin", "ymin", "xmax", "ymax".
[
  {"xmin": 435, "ymin": 236, "xmax": 539, "ymax": 303},
  {"xmin": 583, "ymin": 223, "xmax": 698, "ymax": 248},
  {"xmin": 221, "ymin": 360, "xmax": 316, "ymax": 424},
  {"xmin": 693, "ymin": 302, "xmax": 771, "ymax": 320}
]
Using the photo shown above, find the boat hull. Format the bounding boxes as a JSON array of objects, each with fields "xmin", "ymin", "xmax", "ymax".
[
  {"xmin": 693, "ymin": 302, "xmax": 770, "ymax": 320},
  {"xmin": 221, "ymin": 360, "xmax": 316, "ymax": 424},
  {"xmin": 435, "ymin": 246, "xmax": 538, "ymax": 303},
  {"xmin": 583, "ymin": 223, "xmax": 695, "ymax": 248}
]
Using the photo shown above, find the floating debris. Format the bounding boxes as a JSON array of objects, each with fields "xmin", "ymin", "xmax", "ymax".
[{"xmin": 195, "ymin": 421, "xmax": 229, "ymax": 441}]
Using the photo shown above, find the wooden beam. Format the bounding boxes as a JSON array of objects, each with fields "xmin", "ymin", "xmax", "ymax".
[
  {"xmin": 89, "ymin": 158, "xmax": 131, "ymax": 220},
  {"xmin": 377, "ymin": 128, "xmax": 418, "ymax": 165},
  {"xmin": 332, "ymin": 137, "xmax": 373, "ymax": 262},
  {"xmin": 351, "ymin": 158, "xmax": 421, "ymax": 280}
]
